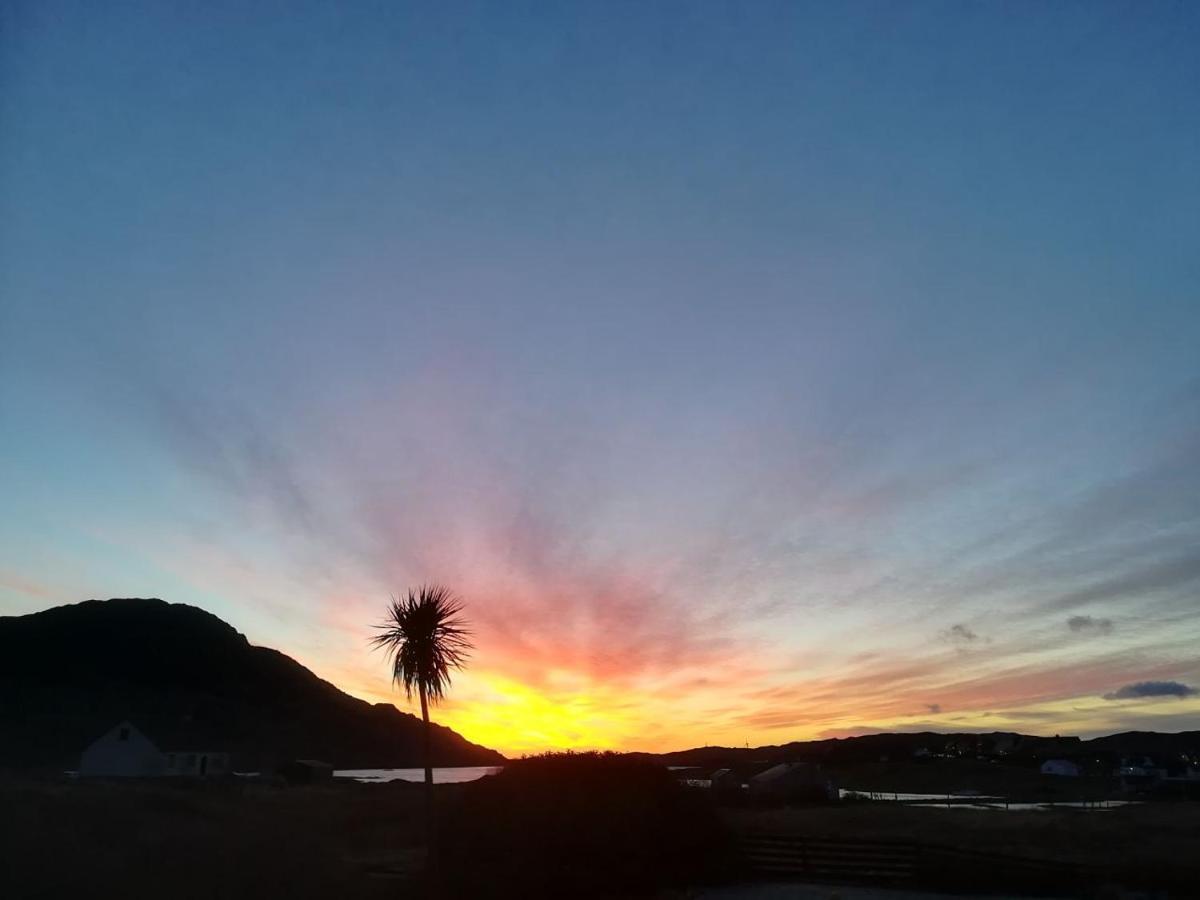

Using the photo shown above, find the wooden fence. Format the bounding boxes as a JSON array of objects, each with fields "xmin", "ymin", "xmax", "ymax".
[{"xmin": 738, "ymin": 833, "xmax": 1092, "ymax": 892}]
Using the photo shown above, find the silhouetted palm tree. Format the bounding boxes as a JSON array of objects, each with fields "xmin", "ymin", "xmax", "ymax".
[{"xmin": 371, "ymin": 584, "xmax": 472, "ymax": 835}]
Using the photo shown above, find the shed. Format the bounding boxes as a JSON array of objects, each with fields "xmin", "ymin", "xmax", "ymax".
[
  {"xmin": 278, "ymin": 759, "xmax": 334, "ymax": 784},
  {"xmin": 748, "ymin": 762, "xmax": 837, "ymax": 801}
]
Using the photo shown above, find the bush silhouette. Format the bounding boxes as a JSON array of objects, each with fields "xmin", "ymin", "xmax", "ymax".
[{"xmin": 435, "ymin": 751, "xmax": 731, "ymax": 898}]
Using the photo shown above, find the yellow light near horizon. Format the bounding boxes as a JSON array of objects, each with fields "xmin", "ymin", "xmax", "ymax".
[{"xmin": 435, "ymin": 672, "xmax": 634, "ymax": 757}]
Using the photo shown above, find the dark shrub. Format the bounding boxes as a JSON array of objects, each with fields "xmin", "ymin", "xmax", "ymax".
[{"xmin": 435, "ymin": 752, "xmax": 731, "ymax": 898}]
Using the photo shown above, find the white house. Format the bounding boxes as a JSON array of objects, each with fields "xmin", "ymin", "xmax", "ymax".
[
  {"xmin": 79, "ymin": 721, "xmax": 166, "ymax": 777},
  {"xmin": 78, "ymin": 720, "xmax": 230, "ymax": 778},
  {"xmin": 1040, "ymin": 758, "xmax": 1081, "ymax": 777}
]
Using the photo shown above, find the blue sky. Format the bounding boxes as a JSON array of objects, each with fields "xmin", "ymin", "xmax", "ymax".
[{"xmin": 2, "ymin": 2, "xmax": 1198, "ymax": 753}]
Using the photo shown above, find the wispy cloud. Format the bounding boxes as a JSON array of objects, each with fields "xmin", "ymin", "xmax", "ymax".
[
  {"xmin": 941, "ymin": 624, "xmax": 979, "ymax": 643},
  {"xmin": 0, "ymin": 572, "xmax": 57, "ymax": 602},
  {"xmin": 1067, "ymin": 615, "xmax": 1114, "ymax": 635},
  {"xmin": 1046, "ymin": 554, "xmax": 1200, "ymax": 613},
  {"xmin": 27, "ymin": 309, "xmax": 1200, "ymax": 754}
]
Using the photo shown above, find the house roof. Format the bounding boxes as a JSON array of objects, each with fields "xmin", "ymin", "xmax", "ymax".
[
  {"xmin": 98, "ymin": 718, "xmax": 227, "ymax": 754},
  {"xmin": 749, "ymin": 761, "xmax": 823, "ymax": 782}
]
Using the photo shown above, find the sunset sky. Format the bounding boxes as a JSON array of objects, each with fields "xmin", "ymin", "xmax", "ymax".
[{"xmin": 2, "ymin": 3, "xmax": 1199, "ymax": 756}]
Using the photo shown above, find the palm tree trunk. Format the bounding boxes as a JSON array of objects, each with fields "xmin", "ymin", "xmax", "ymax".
[{"xmin": 419, "ymin": 681, "xmax": 433, "ymax": 842}]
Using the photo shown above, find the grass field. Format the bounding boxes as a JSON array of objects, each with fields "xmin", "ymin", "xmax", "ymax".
[
  {"xmin": 725, "ymin": 800, "xmax": 1200, "ymax": 890},
  {"xmin": 1, "ymin": 757, "xmax": 724, "ymax": 900},
  {"xmin": 3, "ymin": 770, "xmax": 1198, "ymax": 899},
  {"xmin": 1, "ymin": 774, "xmax": 432, "ymax": 899}
]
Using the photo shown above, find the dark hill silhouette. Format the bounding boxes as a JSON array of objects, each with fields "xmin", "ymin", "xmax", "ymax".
[
  {"xmin": 1086, "ymin": 730, "xmax": 1200, "ymax": 755},
  {"xmin": 647, "ymin": 728, "xmax": 1200, "ymax": 767},
  {"xmin": 641, "ymin": 732, "xmax": 1033, "ymax": 767},
  {"xmin": 0, "ymin": 598, "xmax": 504, "ymax": 772}
]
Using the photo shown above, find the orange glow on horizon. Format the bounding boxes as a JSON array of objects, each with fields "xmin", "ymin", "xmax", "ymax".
[
  {"xmin": 347, "ymin": 662, "xmax": 1200, "ymax": 759},
  {"xmin": 355, "ymin": 670, "xmax": 642, "ymax": 757},
  {"xmin": 439, "ymin": 672, "xmax": 635, "ymax": 756}
]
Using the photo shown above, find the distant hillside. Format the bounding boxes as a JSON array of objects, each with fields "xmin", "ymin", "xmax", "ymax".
[
  {"xmin": 648, "ymin": 728, "xmax": 1200, "ymax": 767},
  {"xmin": 0, "ymin": 598, "xmax": 505, "ymax": 772},
  {"xmin": 643, "ymin": 732, "xmax": 1031, "ymax": 766},
  {"xmin": 1085, "ymin": 730, "xmax": 1200, "ymax": 755}
]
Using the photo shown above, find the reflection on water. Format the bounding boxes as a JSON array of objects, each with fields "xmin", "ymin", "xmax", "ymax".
[
  {"xmin": 907, "ymin": 799, "xmax": 1139, "ymax": 811},
  {"xmin": 841, "ymin": 790, "xmax": 1002, "ymax": 802},
  {"xmin": 335, "ymin": 766, "xmax": 502, "ymax": 784},
  {"xmin": 839, "ymin": 788, "xmax": 1138, "ymax": 811}
]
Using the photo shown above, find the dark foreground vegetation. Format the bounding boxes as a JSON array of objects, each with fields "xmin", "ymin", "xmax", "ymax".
[
  {"xmin": 5, "ymin": 759, "xmax": 1200, "ymax": 899},
  {"xmin": 728, "ymin": 801, "xmax": 1200, "ymax": 895},
  {"xmin": 1, "ymin": 773, "xmax": 425, "ymax": 900},
  {"xmin": 436, "ymin": 752, "xmax": 732, "ymax": 898},
  {"xmin": 1, "ymin": 754, "xmax": 728, "ymax": 900}
]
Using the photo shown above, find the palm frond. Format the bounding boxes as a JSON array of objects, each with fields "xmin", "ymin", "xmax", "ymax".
[{"xmin": 370, "ymin": 584, "xmax": 473, "ymax": 703}]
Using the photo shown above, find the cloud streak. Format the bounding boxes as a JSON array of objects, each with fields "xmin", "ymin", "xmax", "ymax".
[
  {"xmin": 66, "ymin": 362, "xmax": 1200, "ymax": 753},
  {"xmin": 942, "ymin": 624, "xmax": 980, "ymax": 643},
  {"xmin": 1068, "ymin": 615, "xmax": 1114, "ymax": 635}
]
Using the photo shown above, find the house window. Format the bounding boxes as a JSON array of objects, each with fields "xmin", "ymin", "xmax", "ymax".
[
  {"xmin": 119, "ymin": 727, "xmax": 130, "ymax": 741},
  {"xmin": 187, "ymin": 754, "xmax": 196, "ymax": 768},
  {"xmin": 168, "ymin": 754, "xmax": 176, "ymax": 768}
]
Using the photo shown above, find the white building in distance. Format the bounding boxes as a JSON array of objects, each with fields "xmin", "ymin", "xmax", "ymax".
[
  {"xmin": 78, "ymin": 720, "xmax": 230, "ymax": 778},
  {"xmin": 1040, "ymin": 758, "xmax": 1081, "ymax": 777}
]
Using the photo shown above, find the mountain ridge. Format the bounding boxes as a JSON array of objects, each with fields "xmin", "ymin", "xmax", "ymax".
[
  {"xmin": 0, "ymin": 597, "xmax": 505, "ymax": 771},
  {"xmin": 641, "ymin": 728, "xmax": 1200, "ymax": 766},
  {"xmin": 5, "ymin": 599, "xmax": 1196, "ymax": 771}
]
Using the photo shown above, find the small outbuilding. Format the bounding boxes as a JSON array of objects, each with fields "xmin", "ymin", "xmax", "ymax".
[
  {"xmin": 748, "ymin": 762, "xmax": 837, "ymax": 801},
  {"xmin": 278, "ymin": 759, "xmax": 334, "ymax": 784},
  {"xmin": 708, "ymin": 767, "xmax": 743, "ymax": 794},
  {"xmin": 1040, "ymin": 758, "xmax": 1081, "ymax": 777}
]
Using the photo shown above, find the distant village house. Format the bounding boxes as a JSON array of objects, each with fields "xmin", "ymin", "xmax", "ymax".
[{"xmin": 1039, "ymin": 758, "xmax": 1081, "ymax": 777}]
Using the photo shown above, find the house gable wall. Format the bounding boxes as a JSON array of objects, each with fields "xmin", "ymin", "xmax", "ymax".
[{"xmin": 79, "ymin": 721, "xmax": 165, "ymax": 777}]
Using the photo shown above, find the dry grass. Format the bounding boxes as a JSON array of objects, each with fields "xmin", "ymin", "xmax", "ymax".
[
  {"xmin": 2, "ymin": 763, "xmax": 727, "ymax": 900},
  {"xmin": 0, "ymin": 774, "xmax": 434, "ymax": 900},
  {"xmin": 436, "ymin": 752, "xmax": 732, "ymax": 899},
  {"xmin": 5, "ymin": 770, "xmax": 1198, "ymax": 899},
  {"xmin": 724, "ymin": 800, "xmax": 1200, "ymax": 888}
]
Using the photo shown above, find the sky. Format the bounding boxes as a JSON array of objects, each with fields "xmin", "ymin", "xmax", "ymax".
[{"xmin": 2, "ymin": 2, "xmax": 1199, "ymax": 756}]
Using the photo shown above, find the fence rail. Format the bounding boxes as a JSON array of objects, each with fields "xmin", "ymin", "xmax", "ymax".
[{"xmin": 738, "ymin": 832, "xmax": 1090, "ymax": 891}]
